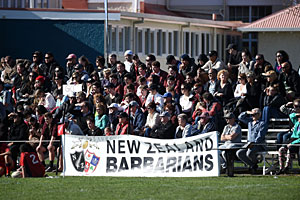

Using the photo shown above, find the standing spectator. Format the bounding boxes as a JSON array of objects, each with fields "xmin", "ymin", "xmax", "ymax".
[
  {"xmin": 278, "ymin": 61, "xmax": 300, "ymax": 101},
  {"xmin": 274, "ymin": 50, "xmax": 289, "ymax": 74},
  {"xmin": 123, "ymin": 50, "xmax": 134, "ymax": 74},
  {"xmin": 226, "ymin": 43, "xmax": 242, "ymax": 82},
  {"xmin": 237, "ymin": 108, "xmax": 267, "ymax": 173},
  {"xmin": 65, "ymin": 54, "xmax": 77, "ymax": 79},
  {"xmin": 201, "ymin": 51, "xmax": 226, "ymax": 72},
  {"xmin": 7, "ymin": 112, "xmax": 28, "ymax": 164},
  {"xmin": 175, "ymin": 113, "xmax": 192, "ymax": 138},
  {"xmin": 214, "ymin": 69, "xmax": 234, "ymax": 106},
  {"xmin": 108, "ymin": 54, "xmax": 117, "ymax": 73},
  {"xmin": 36, "ymin": 112, "xmax": 57, "ymax": 171}
]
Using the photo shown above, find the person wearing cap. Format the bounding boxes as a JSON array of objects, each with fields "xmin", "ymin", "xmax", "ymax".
[
  {"xmin": 150, "ymin": 61, "xmax": 168, "ymax": 87},
  {"xmin": 219, "ymin": 112, "xmax": 242, "ymax": 169},
  {"xmin": 162, "ymin": 92, "xmax": 181, "ymax": 116},
  {"xmin": 276, "ymin": 108, "xmax": 300, "ymax": 175},
  {"xmin": 129, "ymin": 101, "xmax": 145, "ymax": 135},
  {"xmin": 237, "ymin": 108, "xmax": 267, "ymax": 173},
  {"xmin": 179, "ymin": 54, "xmax": 197, "ymax": 79},
  {"xmin": 145, "ymin": 84, "xmax": 164, "ymax": 113},
  {"xmin": 175, "ymin": 113, "xmax": 192, "ymax": 138},
  {"xmin": 192, "ymin": 111, "xmax": 216, "ymax": 136},
  {"xmin": 201, "ymin": 50, "xmax": 225, "ymax": 72},
  {"xmin": 151, "ymin": 111, "xmax": 176, "ymax": 139},
  {"xmin": 108, "ymin": 103, "xmax": 121, "ymax": 132},
  {"xmin": 65, "ymin": 53, "xmax": 77, "ymax": 79},
  {"xmin": 262, "ymin": 70, "xmax": 286, "ymax": 97},
  {"xmin": 73, "ymin": 63, "xmax": 89, "ymax": 82},
  {"xmin": 115, "ymin": 112, "xmax": 130, "ymax": 135},
  {"xmin": 278, "ymin": 61, "xmax": 300, "ymax": 101},
  {"xmin": 166, "ymin": 55, "xmax": 181, "ymax": 71},
  {"xmin": 123, "ymin": 50, "xmax": 134, "ymax": 73}
]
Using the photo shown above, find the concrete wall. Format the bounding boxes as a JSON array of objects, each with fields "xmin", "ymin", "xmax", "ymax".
[
  {"xmin": 0, "ymin": 19, "xmax": 104, "ymax": 67},
  {"xmin": 258, "ymin": 32, "xmax": 300, "ymax": 70}
]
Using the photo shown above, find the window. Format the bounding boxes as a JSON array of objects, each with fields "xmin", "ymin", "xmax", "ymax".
[
  {"xmin": 206, "ymin": 34, "xmax": 210, "ymax": 54},
  {"xmin": 201, "ymin": 33, "xmax": 205, "ymax": 54},
  {"xmin": 150, "ymin": 31, "xmax": 154, "ymax": 54},
  {"xmin": 138, "ymin": 30, "xmax": 143, "ymax": 53},
  {"xmin": 184, "ymin": 32, "xmax": 190, "ymax": 55},
  {"xmin": 145, "ymin": 29, "xmax": 150, "ymax": 54},
  {"xmin": 111, "ymin": 27, "xmax": 116, "ymax": 52},
  {"xmin": 173, "ymin": 31, "xmax": 179, "ymax": 56},
  {"xmin": 195, "ymin": 34, "xmax": 199, "ymax": 57},
  {"xmin": 119, "ymin": 27, "xmax": 124, "ymax": 52},
  {"xmin": 125, "ymin": 27, "xmax": 131, "ymax": 51},
  {"xmin": 162, "ymin": 32, "xmax": 166, "ymax": 54},
  {"xmin": 191, "ymin": 33, "xmax": 195, "ymax": 57},
  {"xmin": 157, "ymin": 30, "xmax": 162, "ymax": 56},
  {"xmin": 168, "ymin": 32, "xmax": 172, "ymax": 55}
]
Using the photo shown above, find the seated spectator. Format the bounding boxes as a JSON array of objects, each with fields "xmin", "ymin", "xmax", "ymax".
[
  {"xmin": 115, "ymin": 112, "xmax": 130, "ymax": 135},
  {"xmin": 237, "ymin": 108, "xmax": 267, "ymax": 174},
  {"xmin": 151, "ymin": 61, "xmax": 168, "ymax": 87},
  {"xmin": 274, "ymin": 50, "xmax": 289, "ymax": 74},
  {"xmin": 253, "ymin": 54, "xmax": 271, "ymax": 84},
  {"xmin": 94, "ymin": 103, "xmax": 108, "ymax": 134},
  {"xmin": 104, "ymin": 127, "xmax": 113, "ymax": 136},
  {"xmin": 238, "ymin": 50, "xmax": 254, "ymax": 75},
  {"xmin": 65, "ymin": 117, "xmax": 84, "ymax": 136},
  {"xmin": 138, "ymin": 85, "xmax": 148, "ymax": 111},
  {"xmin": 74, "ymin": 101, "xmax": 93, "ymax": 135},
  {"xmin": 197, "ymin": 53, "xmax": 209, "ymax": 69},
  {"xmin": 175, "ymin": 113, "xmax": 192, "ymax": 138},
  {"xmin": 179, "ymin": 54, "xmax": 197, "ymax": 78},
  {"xmin": 278, "ymin": 61, "xmax": 300, "ymax": 101},
  {"xmin": 261, "ymin": 85, "xmax": 286, "ymax": 124},
  {"xmin": 277, "ymin": 112, "xmax": 300, "ymax": 175},
  {"xmin": 151, "ymin": 111, "xmax": 176, "ymax": 139},
  {"xmin": 276, "ymin": 99, "xmax": 300, "ymax": 147},
  {"xmin": 104, "ymin": 83, "xmax": 122, "ymax": 105},
  {"xmin": 129, "ymin": 101, "xmax": 145, "ymax": 136},
  {"xmin": 145, "ymin": 84, "xmax": 164, "ymax": 113},
  {"xmin": 192, "ymin": 112, "xmax": 216, "ymax": 136},
  {"xmin": 86, "ymin": 116, "xmax": 103, "ymax": 136},
  {"xmin": 108, "ymin": 103, "xmax": 121, "ymax": 133},
  {"xmin": 262, "ymin": 70, "xmax": 286, "ymax": 97},
  {"xmin": 179, "ymin": 83, "xmax": 194, "ymax": 118},
  {"xmin": 219, "ymin": 112, "xmax": 242, "ymax": 169},
  {"xmin": 245, "ymin": 71, "xmax": 261, "ymax": 109},
  {"xmin": 143, "ymin": 102, "xmax": 160, "ymax": 137},
  {"xmin": 204, "ymin": 69, "xmax": 218, "ymax": 95}
]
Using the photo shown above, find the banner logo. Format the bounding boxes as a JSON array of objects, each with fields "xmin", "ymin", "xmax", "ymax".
[
  {"xmin": 70, "ymin": 151, "xmax": 85, "ymax": 172},
  {"xmin": 84, "ymin": 150, "xmax": 100, "ymax": 174}
]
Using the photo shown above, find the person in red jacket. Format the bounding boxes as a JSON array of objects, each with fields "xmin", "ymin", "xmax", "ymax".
[{"xmin": 115, "ymin": 112, "xmax": 130, "ymax": 135}]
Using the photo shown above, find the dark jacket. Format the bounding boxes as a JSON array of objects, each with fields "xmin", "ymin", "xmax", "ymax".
[
  {"xmin": 131, "ymin": 108, "xmax": 146, "ymax": 135},
  {"xmin": 151, "ymin": 121, "xmax": 176, "ymax": 139},
  {"xmin": 278, "ymin": 69, "xmax": 300, "ymax": 97},
  {"xmin": 8, "ymin": 120, "xmax": 28, "ymax": 141}
]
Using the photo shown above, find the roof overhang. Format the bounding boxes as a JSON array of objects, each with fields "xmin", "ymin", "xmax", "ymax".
[
  {"xmin": 238, "ymin": 27, "xmax": 300, "ymax": 32},
  {"xmin": 0, "ymin": 8, "xmax": 120, "ymax": 21}
]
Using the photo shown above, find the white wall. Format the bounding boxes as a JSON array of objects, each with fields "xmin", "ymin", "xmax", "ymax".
[{"xmin": 258, "ymin": 32, "xmax": 300, "ymax": 70}]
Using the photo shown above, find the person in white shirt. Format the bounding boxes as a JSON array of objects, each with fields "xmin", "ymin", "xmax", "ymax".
[
  {"xmin": 179, "ymin": 83, "xmax": 194, "ymax": 117},
  {"xmin": 145, "ymin": 84, "xmax": 164, "ymax": 113},
  {"xmin": 123, "ymin": 50, "xmax": 133, "ymax": 73},
  {"xmin": 234, "ymin": 73, "xmax": 247, "ymax": 98},
  {"xmin": 201, "ymin": 51, "xmax": 226, "ymax": 72}
]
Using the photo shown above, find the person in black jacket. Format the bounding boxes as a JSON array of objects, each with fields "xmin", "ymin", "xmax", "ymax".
[
  {"xmin": 129, "ymin": 101, "xmax": 146, "ymax": 136},
  {"xmin": 7, "ymin": 112, "xmax": 29, "ymax": 163},
  {"xmin": 150, "ymin": 111, "xmax": 176, "ymax": 139},
  {"xmin": 278, "ymin": 61, "xmax": 300, "ymax": 101}
]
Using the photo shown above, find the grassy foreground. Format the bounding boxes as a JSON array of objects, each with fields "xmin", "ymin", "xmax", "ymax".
[{"xmin": 1, "ymin": 175, "xmax": 300, "ymax": 200}]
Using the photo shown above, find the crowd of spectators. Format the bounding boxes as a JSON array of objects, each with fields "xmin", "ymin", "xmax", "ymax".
[{"xmin": 0, "ymin": 44, "xmax": 300, "ymax": 177}]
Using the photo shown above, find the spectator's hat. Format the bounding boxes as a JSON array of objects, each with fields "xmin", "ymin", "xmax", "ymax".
[
  {"xmin": 124, "ymin": 50, "xmax": 133, "ymax": 56},
  {"xmin": 249, "ymin": 108, "xmax": 261, "ymax": 115},
  {"xmin": 129, "ymin": 101, "xmax": 139, "ymax": 107},
  {"xmin": 208, "ymin": 50, "xmax": 218, "ymax": 57},
  {"xmin": 166, "ymin": 55, "xmax": 175, "ymax": 65},
  {"xmin": 108, "ymin": 103, "xmax": 119, "ymax": 109},
  {"xmin": 199, "ymin": 112, "xmax": 210, "ymax": 118},
  {"xmin": 162, "ymin": 92, "xmax": 172, "ymax": 98},
  {"xmin": 262, "ymin": 70, "xmax": 276, "ymax": 78},
  {"xmin": 224, "ymin": 112, "xmax": 235, "ymax": 119},
  {"xmin": 149, "ymin": 84, "xmax": 158, "ymax": 90},
  {"xmin": 118, "ymin": 112, "xmax": 129, "ymax": 118},
  {"xmin": 35, "ymin": 75, "xmax": 45, "ymax": 84},
  {"xmin": 66, "ymin": 53, "xmax": 77, "ymax": 60},
  {"xmin": 226, "ymin": 43, "xmax": 237, "ymax": 50},
  {"xmin": 159, "ymin": 111, "xmax": 170, "ymax": 117},
  {"xmin": 74, "ymin": 64, "xmax": 83, "ymax": 70}
]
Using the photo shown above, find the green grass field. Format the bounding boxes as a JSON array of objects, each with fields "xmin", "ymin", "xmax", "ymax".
[{"xmin": 1, "ymin": 174, "xmax": 300, "ymax": 200}]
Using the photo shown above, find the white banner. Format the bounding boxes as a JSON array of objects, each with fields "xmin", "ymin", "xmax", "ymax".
[{"xmin": 62, "ymin": 132, "xmax": 220, "ymax": 177}]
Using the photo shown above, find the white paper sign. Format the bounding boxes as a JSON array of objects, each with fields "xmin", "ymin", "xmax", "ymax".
[{"xmin": 63, "ymin": 84, "xmax": 82, "ymax": 96}]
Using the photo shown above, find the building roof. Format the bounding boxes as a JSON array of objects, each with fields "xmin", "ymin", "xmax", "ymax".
[{"xmin": 239, "ymin": 4, "xmax": 300, "ymax": 32}]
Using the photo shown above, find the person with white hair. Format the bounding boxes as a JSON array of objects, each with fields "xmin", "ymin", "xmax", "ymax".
[{"xmin": 237, "ymin": 108, "xmax": 267, "ymax": 174}]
